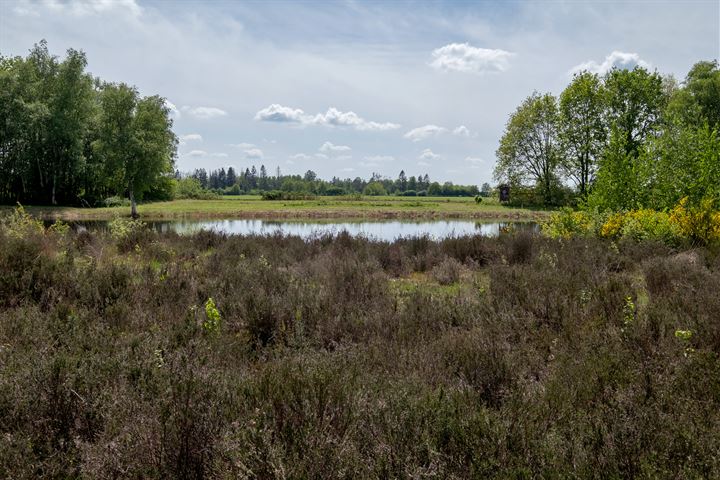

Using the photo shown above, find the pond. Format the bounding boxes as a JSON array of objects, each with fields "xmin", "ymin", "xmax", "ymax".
[{"xmin": 74, "ymin": 219, "xmax": 539, "ymax": 241}]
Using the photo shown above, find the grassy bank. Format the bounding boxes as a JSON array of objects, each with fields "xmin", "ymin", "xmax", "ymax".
[
  {"xmin": 14, "ymin": 195, "xmax": 549, "ymax": 221},
  {"xmin": 2, "ymin": 215, "xmax": 720, "ymax": 477}
]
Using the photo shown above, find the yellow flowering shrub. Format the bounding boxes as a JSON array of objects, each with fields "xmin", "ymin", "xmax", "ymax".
[
  {"xmin": 600, "ymin": 213, "xmax": 624, "ymax": 238},
  {"xmin": 669, "ymin": 197, "xmax": 720, "ymax": 245},
  {"xmin": 543, "ymin": 198, "xmax": 720, "ymax": 246},
  {"xmin": 619, "ymin": 209, "xmax": 678, "ymax": 243},
  {"xmin": 542, "ymin": 208, "xmax": 597, "ymax": 238}
]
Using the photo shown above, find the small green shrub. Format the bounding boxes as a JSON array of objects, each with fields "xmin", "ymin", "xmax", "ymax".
[
  {"xmin": 261, "ymin": 190, "xmax": 316, "ymax": 200},
  {"xmin": 203, "ymin": 297, "xmax": 221, "ymax": 333},
  {"xmin": 103, "ymin": 196, "xmax": 130, "ymax": 207},
  {"xmin": 1, "ymin": 204, "xmax": 45, "ymax": 238},
  {"xmin": 108, "ymin": 217, "xmax": 147, "ymax": 241}
]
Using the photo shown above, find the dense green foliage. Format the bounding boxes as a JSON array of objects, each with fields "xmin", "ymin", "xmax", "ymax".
[
  {"xmin": 495, "ymin": 92, "xmax": 560, "ymax": 204},
  {"xmin": 495, "ymin": 60, "xmax": 720, "ymax": 209},
  {"xmin": 3, "ymin": 210, "xmax": 720, "ymax": 477},
  {"xmin": 0, "ymin": 41, "xmax": 177, "ymax": 207}
]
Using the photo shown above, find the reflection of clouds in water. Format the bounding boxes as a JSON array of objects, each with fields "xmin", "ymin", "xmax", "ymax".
[
  {"xmin": 144, "ymin": 220, "xmax": 538, "ymax": 241},
  {"xmin": 80, "ymin": 220, "xmax": 538, "ymax": 241}
]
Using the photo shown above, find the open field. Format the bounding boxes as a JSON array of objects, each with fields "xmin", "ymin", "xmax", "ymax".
[
  {"xmin": 13, "ymin": 195, "xmax": 550, "ymax": 221},
  {"xmin": 2, "ymin": 218, "xmax": 720, "ymax": 477}
]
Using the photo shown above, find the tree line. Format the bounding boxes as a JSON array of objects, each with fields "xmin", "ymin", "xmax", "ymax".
[
  {"xmin": 0, "ymin": 41, "xmax": 177, "ymax": 216},
  {"xmin": 186, "ymin": 166, "xmax": 483, "ymax": 197},
  {"xmin": 494, "ymin": 60, "xmax": 720, "ymax": 209}
]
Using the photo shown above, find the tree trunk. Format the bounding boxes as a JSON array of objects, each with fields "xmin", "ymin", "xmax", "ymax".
[
  {"xmin": 129, "ymin": 188, "xmax": 138, "ymax": 218},
  {"xmin": 51, "ymin": 173, "xmax": 57, "ymax": 205}
]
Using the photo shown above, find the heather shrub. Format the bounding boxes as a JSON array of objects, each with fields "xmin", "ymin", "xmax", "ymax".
[
  {"xmin": 1, "ymin": 224, "xmax": 720, "ymax": 477},
  {"xmin": 431, "ymin": 256, "xmax": 463, "ymax": 285}
]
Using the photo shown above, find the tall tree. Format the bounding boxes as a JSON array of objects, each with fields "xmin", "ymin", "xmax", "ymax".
[
  {"xmin": 95, "ymin": 83, "xmax": 176, "ymax": 217},
  {"xmin": 226, "ymin": 166, "xmax": 237, "ymax": 187},
  {"xmin": 587, "ymin": 67, "xmax": 666, "ymax": 210},
  {"xmin": 669, "ymin": 60, "xmax": 720, "ymax": 129},
  {"xmin": 603, "ymin": 66, "xmax": 666, "ymax": 158},
  {"xmin": 397, "ymin": 170, "xmax": 407, "ymax": 191},
  {"xmin": 259, "ymin": 164, "xmax": 268, "ymax": 189},
  {"xmin": 558, "ymin": 71, "xmax": 606, "ymax": 196},
  {"xmin": 495, "ymin": 92, "xmax": 560, "ymax": 205}
]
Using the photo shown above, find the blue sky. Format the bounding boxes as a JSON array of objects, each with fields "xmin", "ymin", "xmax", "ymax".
[{"xmin": 2, "ymin": 0, "xmax": 718, "ymax": 185}]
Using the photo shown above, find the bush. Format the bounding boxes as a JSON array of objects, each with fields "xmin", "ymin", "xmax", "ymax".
[
  {"xmin": 542, "ymin": 208, "xmax": 598, "ymax": 238},
  {"xmin": 363, "ymin": 181, "xmax": 387, "ymax": 196},
  {"xmin": 103, "ymin": 196, "xmax": 130, "ymax": 208},
  {"xmin": 174, "ymin": 177, "xmax": 219, "ymax": 200},
  {"xmin": 544, "ymin": 197, "xmax": 720, "ymax": 247},
  {"xmin": 670, "ymin": 197, "xmax": 720, "ymax": 245},
  {"xmin": 431, "ymin": 257, "xmax": 463, "ymax": 285},
  {"xmin": 261, "ymin": 190, "xmax": 316, "ymax": 200},
  {"xmin": 324, "ymin": 186, "xmax": 346, "ymax": 196}
]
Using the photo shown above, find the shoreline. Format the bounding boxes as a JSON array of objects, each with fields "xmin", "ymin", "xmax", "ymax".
[
  {"xmin": 4, "ymin": 197, "xmax": 551, "ymax": 222},
  {"xmin": 25, "ymin": 208, "xmax": 549, "ymax": 222}
]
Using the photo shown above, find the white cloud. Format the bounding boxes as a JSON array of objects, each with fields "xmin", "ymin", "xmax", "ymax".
[
  {"xmin": 570, "ymin": 51, "xmax": 651, "ymax": 76},
  {"xmin": 15, "ymin": 0, "xmax": 142, "ymax": 17},
  {"xmin": 179, "ymin": 133, "xmax": 202, "ymax": 145},
  {"xmin": 290, "ymin": 153, "xmax": 312, "ymax": 161},
  {"xmin": 254, "ymin": 104, "xmax": 306, "ymax": 123},
  {"xmin": 404, "ymin": 124, "xmax": 447, "ymax": 142},
  {"xmin": 419, "ymin": 148, "xmax": 441, "ymax": 162},
  {"xmin": 255, "ymin": 104, "xmax": 400, "ymax": 131},
  {"xmin": 404, "ymin": 124, "xmax": 472, "ymax": 141},
  {"xmin": 182, "ymin": 106, "xmax": 228, "ymax": 119},
  {"xmin": 453, "ymin": 125, "xmax": 471, "ymax": 137},
  {"xmin": 319, "ymin": 141, "xmax": 351, "ymax": 153},
  {"xmin": 244, "ymin": 148, "xmax": 264, "ymax": 160},
  {"xmin": 311, "ymin": 108, "xmax": 400, "ymax": 131},
  {"xmin": 430, "ymin": 43, "xmax": 514, "ymax": 74}
]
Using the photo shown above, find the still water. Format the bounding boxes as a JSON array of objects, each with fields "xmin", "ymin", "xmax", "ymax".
[{"xmin": 77, "ymin": 219, "xmax": 539, "ymax": 241}]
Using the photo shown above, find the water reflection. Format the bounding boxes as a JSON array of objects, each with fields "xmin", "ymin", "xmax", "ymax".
[{"xmin": 75, "ymin": 219, "xmax": 538, "ymax": 241}]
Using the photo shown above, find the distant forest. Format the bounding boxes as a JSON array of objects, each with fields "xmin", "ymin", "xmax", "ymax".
[{"xmin": 184, "ymin": 166, "xmax": 485, "ymax": 198}]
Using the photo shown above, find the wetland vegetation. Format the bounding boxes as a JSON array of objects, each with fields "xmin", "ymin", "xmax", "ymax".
[{"xmin": 2, "ymin": 211, "xmax": 720, "ymax": 477}]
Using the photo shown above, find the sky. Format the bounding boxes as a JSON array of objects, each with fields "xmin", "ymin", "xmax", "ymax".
[{"xmin": 1, "ymin": 0, "xmax": 719, "ymax": 186}]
